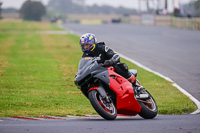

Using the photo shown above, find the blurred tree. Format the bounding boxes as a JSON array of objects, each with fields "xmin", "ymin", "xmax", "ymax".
[
  {"xmin": 187, "ymin": 0, "xmax": 200, "ymax": 17},
  {"xmin": 47, "ymin": 0, "xmax": 137, "ymax": 14},
  {"xmin": 173, "ymin": 8, "xmax": 182, "ymax": 17},
  {"xmin": 194, "ymin": 0, "xmax": 200, "ymax": 17},
  {"xmin": 0, "ymin": 1, "xmax": 2, "ymax": 19},
  {"xmin": 2, "ymin": 8, "xmax": 18, "ymax": 13},
  {"xmin": 20, "ymin": 0, "xmax": 46, "ymax": 21}
]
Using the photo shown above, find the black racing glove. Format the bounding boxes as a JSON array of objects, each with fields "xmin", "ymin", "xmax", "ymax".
[{"xmin": 103, "ymin": 60, "xmax": 114, "ymax": 67}]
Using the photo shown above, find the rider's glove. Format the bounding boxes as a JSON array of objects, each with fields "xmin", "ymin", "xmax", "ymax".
[{"xmin": 103, "ymin": 60, "xmax": 114, "ymax": 67}]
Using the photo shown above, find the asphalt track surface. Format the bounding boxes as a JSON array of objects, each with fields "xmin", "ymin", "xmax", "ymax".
[
  {"xmin": 64, "ymin": 24, "xmax": 200, "ymax": 101},
  {"xmin": 1, "ymin": 115, "xmax": 200, "ymax": 133}
]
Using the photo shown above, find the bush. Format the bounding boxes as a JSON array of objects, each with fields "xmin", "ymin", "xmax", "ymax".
[{"xmin": 20, "ymin": 0, "xmax": 46, "ymax": 21}]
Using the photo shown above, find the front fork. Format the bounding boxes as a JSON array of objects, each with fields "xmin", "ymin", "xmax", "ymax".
[{"xmin": 88, "ymin": 82, "xmax": 111, "ymax": 103}]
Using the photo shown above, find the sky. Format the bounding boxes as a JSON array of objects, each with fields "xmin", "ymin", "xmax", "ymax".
[{"xmin": 0, "ymin": 0, "xmax": 193, "ymax": 12}]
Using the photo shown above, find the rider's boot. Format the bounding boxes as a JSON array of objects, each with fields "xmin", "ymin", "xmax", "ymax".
[
  {"xmin": 127, "ymin": 74, "xmax": 141, "ymax": 90},
  {"xmin": 128, "ymin": 74, "xmax": 136, "ymax": 84},
  {"xmin": 127, "ymin": 73, "xmax": 148, "ymax": 97},
  {"xmin": 132, "ymin": 79, "xmax": 149, "ymax": 99}
]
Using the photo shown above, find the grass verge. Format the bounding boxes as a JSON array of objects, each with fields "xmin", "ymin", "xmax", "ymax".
[
  {"xmin": 0, "ymin": 19, "xmax": 197, "ymax": 117},
  {"xmin": 0, "ymin": 19, "xmax": 61, "ymax": 31}
]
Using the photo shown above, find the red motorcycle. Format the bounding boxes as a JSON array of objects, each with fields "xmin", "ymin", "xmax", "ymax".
[{"xmin": 75, "ymin": 57, "xmax": 157, "ymax": 120}]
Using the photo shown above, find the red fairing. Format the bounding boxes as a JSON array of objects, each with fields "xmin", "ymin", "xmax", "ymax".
[
  {"xmin": 108, "ymin": 70, "xmax": 141, "ymax": 115},
  {"xmin": 106, "ymin": 66, "xmax": 115, "ymax": 71}
]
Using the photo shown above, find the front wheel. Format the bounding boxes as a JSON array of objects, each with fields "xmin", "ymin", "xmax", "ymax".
[
  {"xmin": 138, "ymin": 90, "xmax": 158, "ymax": 119},
  {"xmin": 88, "ymin": 90, "xmax": 117, "ymax": 120}
]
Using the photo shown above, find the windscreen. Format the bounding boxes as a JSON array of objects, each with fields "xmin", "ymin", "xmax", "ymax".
[
  {"xmin": 78, "ymin": 58, "xmax": 92, "ymax": 68},
  {"xmin": 77, "ymin": 57, "xmax": 93, "ymax": 75}
]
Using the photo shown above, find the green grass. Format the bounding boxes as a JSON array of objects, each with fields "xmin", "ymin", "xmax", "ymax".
[
  {"xmin": 0, "ymin": 20, "xmax": 197, "ymax": 117},
  {"xmin": 0, "ymin": 33, "xmax": 95, "ymax": 117},
  {"xmin": 0, "ymin": 19, "xmax": 62, "ymax": 31}
]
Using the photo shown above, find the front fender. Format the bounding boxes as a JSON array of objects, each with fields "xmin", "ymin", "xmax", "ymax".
[
  {"xmin": 88, "ymin": 85, "xmax": 107, "ymax": 98},
  {"xmin": 88, "ymin": 87, "xmax": 98, "ymax": 92}
]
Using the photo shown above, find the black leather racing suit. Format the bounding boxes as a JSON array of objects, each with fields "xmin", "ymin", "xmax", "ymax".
[{"xmin": 82, "ymin": 42, "xmax": 132, "ymax": 79}]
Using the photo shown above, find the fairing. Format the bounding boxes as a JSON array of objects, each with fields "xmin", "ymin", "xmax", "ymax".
[{"xmin": 108, "ymin": 70, "xmax": 141, "ymax": 115}]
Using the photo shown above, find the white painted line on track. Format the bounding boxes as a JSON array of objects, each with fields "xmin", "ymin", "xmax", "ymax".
[
  {"xmin": 118, "ymin": 52, "xmax": 200, "ymax": 114},
  {"xmin": 67, "ymin": 29, "xmax": 200, "ymax": 114}
]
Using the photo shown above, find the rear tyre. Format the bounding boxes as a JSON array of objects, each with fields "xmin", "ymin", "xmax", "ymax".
[
  {"xmin": 88, "ymin": 90, "xmax": 117, "ymax": 120},
  {"xmin": 138, "ymin": 90, "xmax": 158, "ymax": 119}
]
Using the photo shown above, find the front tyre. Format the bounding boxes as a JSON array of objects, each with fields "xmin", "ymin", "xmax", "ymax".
[
  {"xmin": 138, "ymin": 90, "xmax": 158, "ymax": 119},
  {"xmin": 88, "ymin": 90, "xmax": 117, "ymax": 120}
]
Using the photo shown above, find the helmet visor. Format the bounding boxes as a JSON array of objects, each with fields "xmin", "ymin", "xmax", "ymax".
[{"xmin": 81, "ymin": 43, "xmax": 92, "ymax": 52}]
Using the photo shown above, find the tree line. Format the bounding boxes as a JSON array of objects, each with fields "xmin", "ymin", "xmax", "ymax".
[
  {"xmin": 47, "ymin": 0, "xmax": 137, "ymax": 14},
  {"xmin": 16, "ymin": 0, "xmax": 200, "ymax": 21}
]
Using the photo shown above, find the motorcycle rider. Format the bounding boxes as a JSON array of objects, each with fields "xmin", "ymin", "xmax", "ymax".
[{"xmin": 79, "ymin": 33, "xmax": 142, "ymax": 90}]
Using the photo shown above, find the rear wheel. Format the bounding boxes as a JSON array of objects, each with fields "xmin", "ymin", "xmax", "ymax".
[
  {"xmin": 88, "ymin": 90, "xmax": 117, "ymax": 120},
  {"xmin": 138, "ymin": 90, "xmax": 158, "ymax": 119}
]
